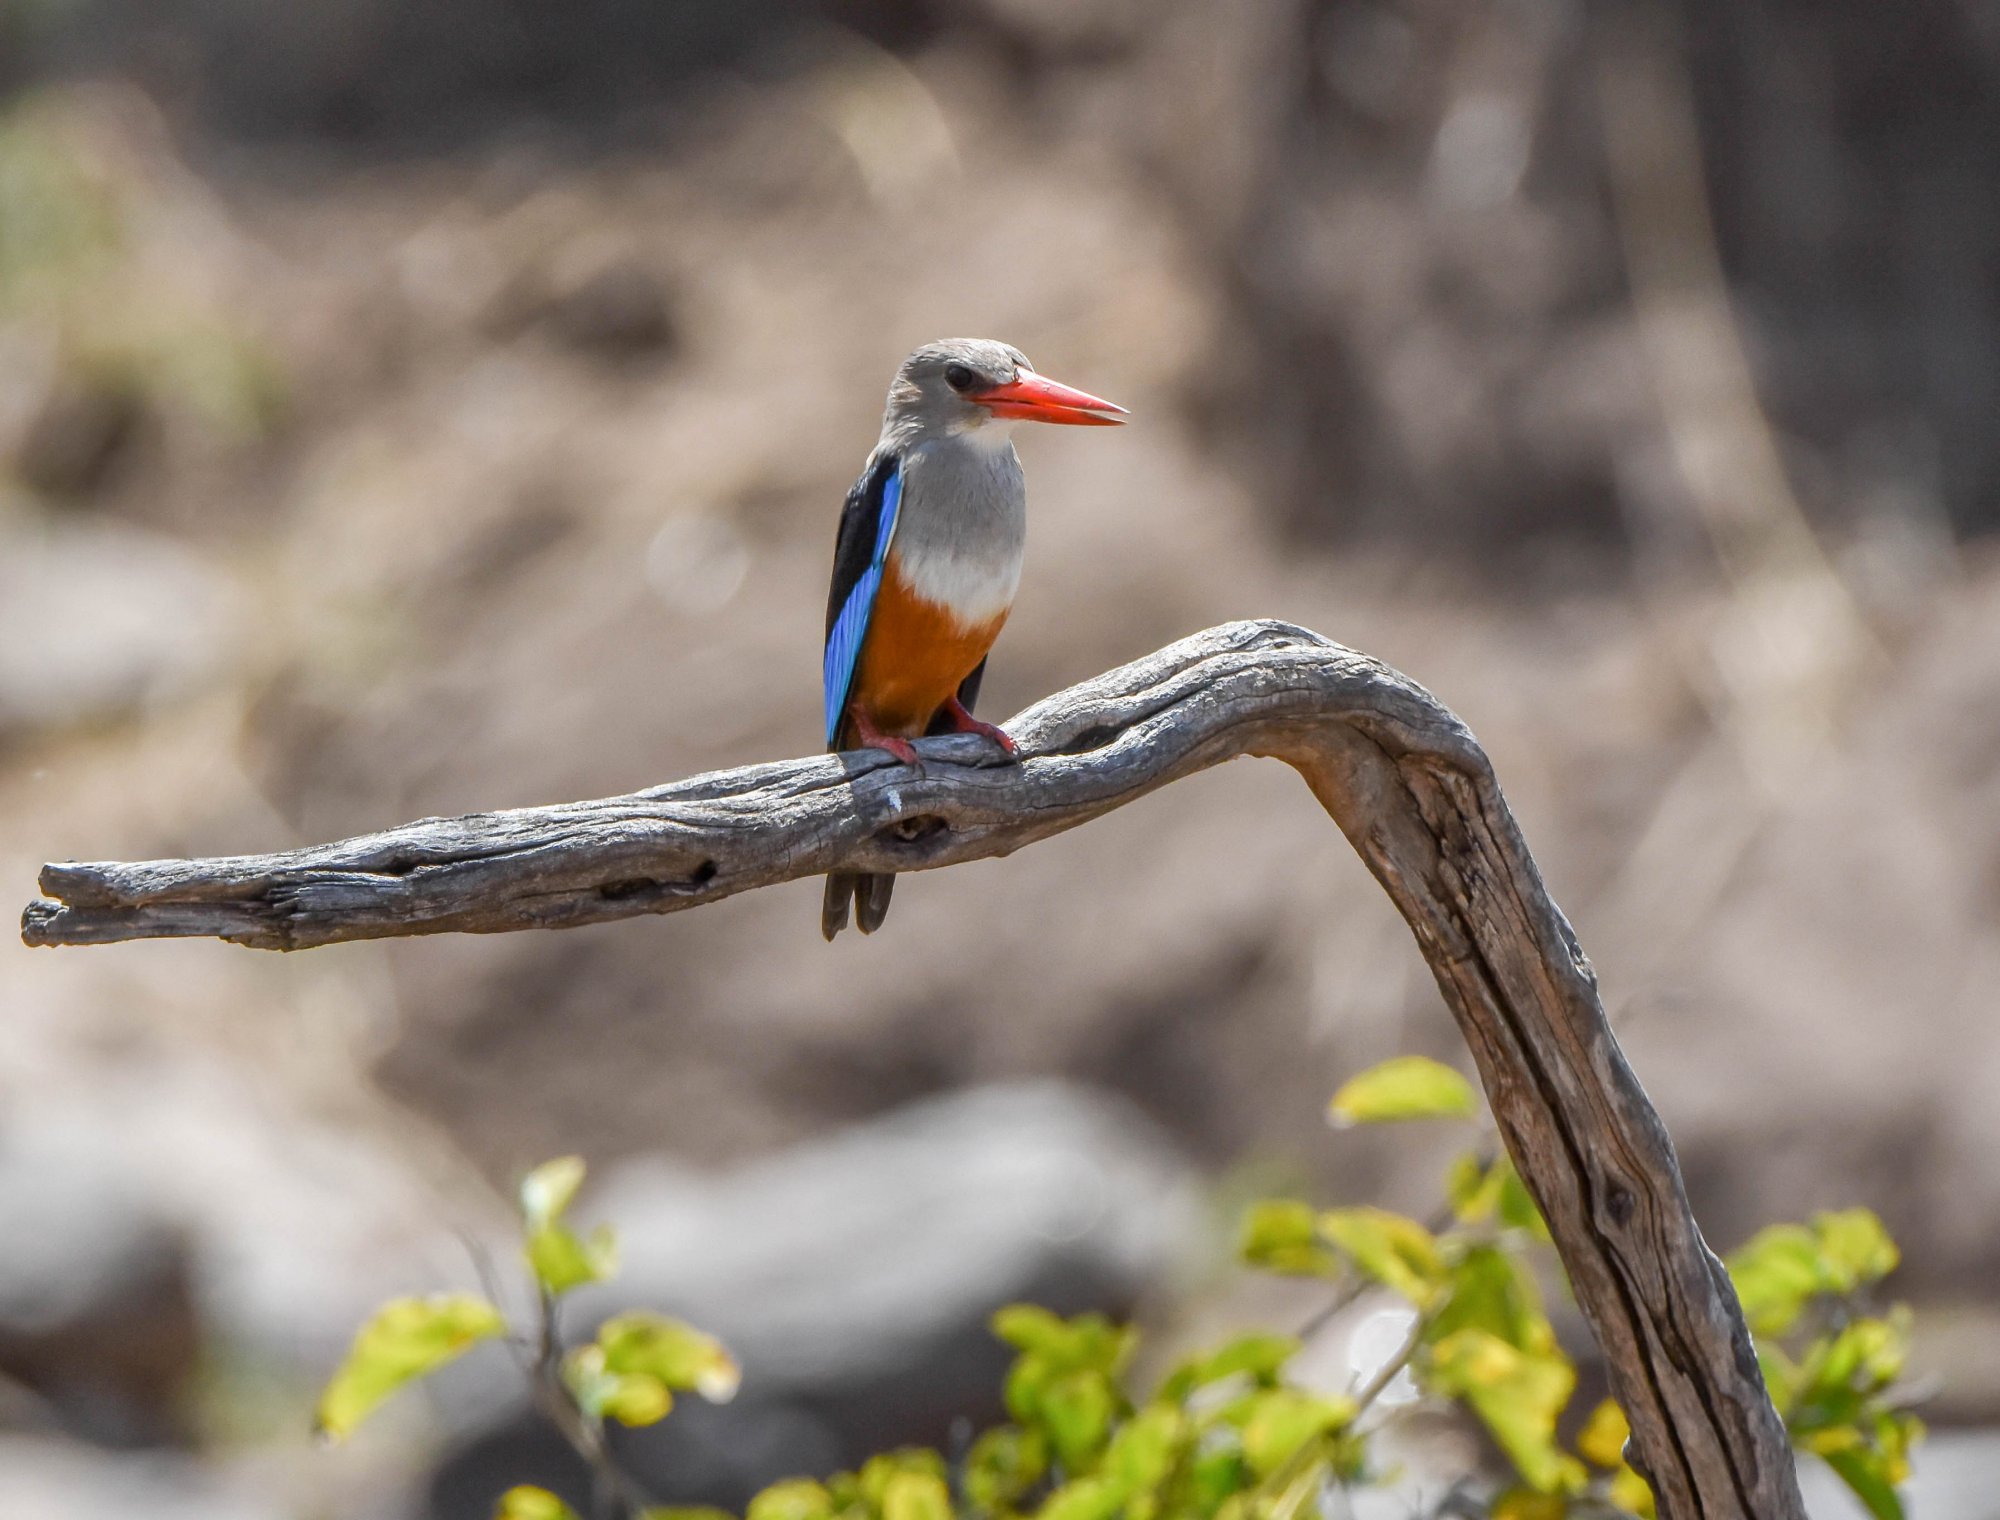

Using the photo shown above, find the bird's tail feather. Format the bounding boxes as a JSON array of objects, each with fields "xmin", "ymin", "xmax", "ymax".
[
  {"xmin": 821, "ymin": 871, "xmax": 895, "ymax": 940},
  {"xmin": 856, "ymin": 872, "xmax": 894, "ymax": 933},
  {"xmin": 821, "ymin": 873, "xmax": 854, "ymax": 939}
]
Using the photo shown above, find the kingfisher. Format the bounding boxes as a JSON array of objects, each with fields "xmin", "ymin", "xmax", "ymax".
[{"xmin": 821, "ymin": 338, "xmax": 1127, "ymax": 939}]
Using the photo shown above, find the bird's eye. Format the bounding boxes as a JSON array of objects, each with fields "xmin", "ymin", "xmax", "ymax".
[{"xmin": 944, "ymin": 363, "xmax": 977, "ymax": 391}]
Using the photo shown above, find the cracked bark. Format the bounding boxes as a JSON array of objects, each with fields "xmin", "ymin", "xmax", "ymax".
[{"xmin": 21, "ymin": 618, "xmax": 1803, "ymax": 1519}]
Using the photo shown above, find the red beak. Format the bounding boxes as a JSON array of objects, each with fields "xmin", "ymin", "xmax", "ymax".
[{"xmin": 972, "ymin": 372, "xmax": 1128, "ymax": 426}]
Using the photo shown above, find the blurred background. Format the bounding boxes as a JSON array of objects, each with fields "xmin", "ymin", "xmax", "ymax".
[{"xmin": 4, "ymin": 0, "xmax": 1999, "ymax": 1515}]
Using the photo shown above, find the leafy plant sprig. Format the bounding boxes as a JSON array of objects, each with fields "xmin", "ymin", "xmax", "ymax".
[
  {"xmin": 316, "ymin": 1156, "xmax": 739, "ymax": 1520},
  {"xmin": 317, "ymin": 1055, "xmax": 1922, "ymax": 1520}
]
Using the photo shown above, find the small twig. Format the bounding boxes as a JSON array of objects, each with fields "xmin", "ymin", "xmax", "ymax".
[
  {"xmin": 1428, "ymin": 1484, "xmax": 1490, "ymax": 1519},
  {"xmin": 1267, "ymin": 1457, "xmax": 1328, "ymax": 1520},
  {"xmin": 462, "ymin": 1231, "xmax": 532, "ymax": 1368},
  {"xmin": 540, "ymin": 1288, "xmax": 648, "ymax": 1520},
  {"xmin": 1294, "ymin": 1196, "xmax": 1463, "ymax": 1344},
  {"xmin": 1349, "ymin": 1312, "xmax": 1429, "ymax": 1419},
  {"xmin": 1292, "ymin": 1271, "xmax": 1372, "ymax": 1345},
  {"xmin": 1252, "ymin": 1428, "xmax": 1338, "ymax": 1520},
  {"xmin": 521, "ymin": 1286, "xmax": 655, "ymax": 1520}
]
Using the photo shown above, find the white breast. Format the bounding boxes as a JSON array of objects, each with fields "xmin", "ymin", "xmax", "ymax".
[
  {"xmin": 895, "ymin": 536, "xmax": 1023, "ymax": 630},
  {"xmin": 890, "ymin": 431, "xmax": 1030, "ymax": 631}
]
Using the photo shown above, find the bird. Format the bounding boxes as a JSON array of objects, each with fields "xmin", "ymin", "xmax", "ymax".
[{"xmin": 821, "ymin": 338, "xmax": 1126, "ymax": 940}]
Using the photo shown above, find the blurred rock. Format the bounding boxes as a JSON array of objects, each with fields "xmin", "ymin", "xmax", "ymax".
[
  {"xmin": 426, "ymin": 1082, "xmax": 1200, "ymax": 1516},
  {"xmin": 485, "ymin": 248, "xmax": 679, "ymax": 367},
  {"xmin": 2, "ymin": 1, "xmax": 936, "ymax": 146},
  {"xmin": 0, "ymin": 521, "xmax": 237, "ymax": 739},
  {"xmin": 0, "ymin": 1139, "xmax": 200, "ymax": 1448},
  {"xmin": 12, "ymin": 375, "xmax": 151, "ymax": 502},
  {"xmin": 0, "ymin": 1436, "xmax": 280, "ymax": 1520},
  {"xmin": 965, "ymin": 0, "xmax": 1149, "ymax": 60},
  {"xmin": 539, "ymin": 259, "xmax": 677, "ymax": 365}
]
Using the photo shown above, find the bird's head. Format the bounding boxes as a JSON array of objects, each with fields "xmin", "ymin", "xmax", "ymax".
[{"xmin": 884, "ymin": 338, "xmax": 1126, "ymax": 445}]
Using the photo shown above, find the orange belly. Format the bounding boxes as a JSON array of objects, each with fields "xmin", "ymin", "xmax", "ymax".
[{"xmin": 849, "ymin": 554, "xmax": 1007, "ymax": 738}]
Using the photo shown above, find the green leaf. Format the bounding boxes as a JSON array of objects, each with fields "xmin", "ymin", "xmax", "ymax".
[
  {"xmin": 1447, "ymin": 1152, "xmax": 1491, "ymax": 1219},
  {"xmin": 1609, "ymin": 1464, "xmax": 1656, "ymax": 1518},
  {"xmin": 997, "ymin": 1310, "xmax": 1132, "ymax": 1455},
  {"xmin": 1803, "ymin": 1423, "xmax": 1866, "ymax": 1457},
  {"xmin": 1425, "ymin": 1329, "xmax": 1585, "ymax": 1494},
  {"xmin": 1822, "ymin": 1446, "xmax": 1906, "ymax": 1520},
  {"xmin": 1877, "ymin": 1409, "xmax": 1924, "ymax": 1481},
  {"xmin": 520, "ymin": 1156, "xmax": 587, "ymax": 1232},
  {"xmin": 1758, "ymin": 1342, "xmax": 1803, "ymax": 1417},
  {"xmin": 1037, "ymin": 1477, "xmax": 1122, "ymax": 1520},
  {"xmin": 643, "ymin": 1509, "xmax": 737, "ymax": 1520},
  {"xmin": 1329, "ymin": 1056, "xmax": 1478, "ymax": 1125},
  {"xmin": 1426, "ymin": 1244, "xmax": 1553, "ymax": 1356},
  {"xmin": 600, "ymin": 1375, "xmax": 672, "ymax": 1426},
  {"xmin": 1446, "ymin": 1153, "xmax": 1549, "ymax": 1240},
  {"xmin": 1494, "ymin": 1162, "xmax": 1551, "ymax": 1241},
  {"xmin": 1103, "ymin": 1405, "xmax": 1186, "ymax": 1495},
  {"xmin": 1182, "ymin": 1447, "xmax": 1248, "ymax": 1512},
  {"xmin": 964, "ymin": 1424, "xmax": 1048, "ymax": 1511},
  {"xmin": 1490, "ymin": 1492, "xmax": 1568, "ymax": 1520},
  {"xmin": 315, "ymin": 1293, "xmax": 506, "ymax": 1439},
  {"xmin": 745, "ymin": 1479, "xmax": 834, "ymax": 1520},
  {"xmin": 1319, "ymin": 1207, "xmax": 1446, "ymax": 1307},
  {"xmin": 856, "ymin": 1451, "xmax": 948, "ymax": 1514},
  {"xmin": 992, "ymin": 1307, "xmax": 1134, "ymax": 1375},
  {"xmin": 1727, "ymin": 1210, "xmax": 1902, "ymax": 1338},
  {"xmin": 1575, "ymin": 1399, "xmax": 1630, "ymax": 1470},
  {"xmin": 1157, "ymin": 1332, "xmax": 1299, "ymax": 1402},
  {"xmin": 1237, "ymin": 1199, "xmax": 1338, "ymax": 1277},
  {"xmin": 823, "ymin": 1472, "xmax": 862, "ymax": 1510},
  {"xmin": 527, "ymin": 1221, "xmax": 620, "ymax": 1297},
  {"xmin": 994, "ymin": 1304, "xmax": 1072, "ymax": 1357},
  {"xmin": 1791, "ymin": 1310, "xmax": 1911, "ymax": 1435},
  {"xmin": 1235, "ymin": 1389, "xmax": 1354, "ymax": 1478},
  {"xmin": 597, "ymin": 1311, "xmax": 741, "ymax": 1402},
  {"xmin": 1726, "ymin": 1224, "xmax": 1825, "ymax": 1336},
  {"xmin": 1041, "ymin": 1369, "xmax": 1118, "ymax": 1468},
  {"xmin": 495, "ymin": 1487, "xmax": 583, "ymax": 1520},
  {"xmin": 1821, "ymin": 1312, "xmax": 1909, "ymax": 1390},
  {"xmin": 882, "ymin": 1472, "xmax": 953, "ymax": 1520},
  {"xmin": 1005, "ymin": 1352, "xmax": 1054, "ymax": 1427},
  {"xmin": 1212, "ymin": 1493, "xmax": 1252, "ymax": 1520},
  {"xmin": 561, "ymin": 1345, "xmax": 673, "ymax": 1428},
  {"xmin": 1815, "ymin": 1209, "xmax": 1899, "ymax": 1293}
]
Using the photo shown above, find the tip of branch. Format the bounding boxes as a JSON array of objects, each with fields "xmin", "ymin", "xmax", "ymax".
[{"xmin": 21, "ymin": 898, "xmax": 66, "ymax": 947}]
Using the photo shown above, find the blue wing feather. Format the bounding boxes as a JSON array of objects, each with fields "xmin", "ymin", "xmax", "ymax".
[{"xmin": 823, "ymin": 463, "xmax": 903, "ymax": 745}]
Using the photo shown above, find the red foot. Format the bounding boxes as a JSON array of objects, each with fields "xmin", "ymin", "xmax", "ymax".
[
  {"xmin": 942, "ymin": 696, "xmax": 1019, "ymax": 757},
  {"xmin": 848, "ymin": 706, "xmax": 921, "ymax": 766}
]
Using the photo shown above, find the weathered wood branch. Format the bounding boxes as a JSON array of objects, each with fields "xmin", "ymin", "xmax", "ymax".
[{"xmin": 21, "ymin": 619, "xmax": 1802, "ymax": 1519}]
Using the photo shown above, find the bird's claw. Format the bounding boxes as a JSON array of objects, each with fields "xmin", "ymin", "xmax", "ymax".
[
  {"xmin": 941, "ymin": 698, "xmax": 1020, "ymax": 759},
  {"xmin": 847, "ymin": 707, "xmax": 923, "ymax": 768}
]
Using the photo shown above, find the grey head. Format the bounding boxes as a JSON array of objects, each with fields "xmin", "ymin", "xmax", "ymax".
[{"xmin": 879, "ymin": 338, "xmax": 1035, "ymax": 449}]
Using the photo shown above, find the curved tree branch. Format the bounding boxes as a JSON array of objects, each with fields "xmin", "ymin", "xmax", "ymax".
[{"xmin": 20, "ymin": 619, "xmax": 1803, "ymax": 1519}]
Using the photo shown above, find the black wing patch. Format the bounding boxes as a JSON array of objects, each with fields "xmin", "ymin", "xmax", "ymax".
[{"xmin": 823, "ymin": 450, "xmax": 902, "ymax": 748}]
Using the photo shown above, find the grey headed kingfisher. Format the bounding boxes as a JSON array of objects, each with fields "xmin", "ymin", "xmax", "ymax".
[{"xmin": 821, "ymin": 338, "xmax": 1127, "ymax": 940}]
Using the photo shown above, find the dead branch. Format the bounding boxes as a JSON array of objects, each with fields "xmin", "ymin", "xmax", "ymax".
[{"xmin": 20, "ymin": 619, "xmax": 1803, "ymax": 1519}]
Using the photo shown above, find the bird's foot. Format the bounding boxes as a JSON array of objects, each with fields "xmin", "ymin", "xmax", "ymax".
[
  {"xmin": 941, "ymin": 697, "xmax": 1019, "ymax": 758},
  {"xmin": 848, "ymin": 708, "xmax": 922, "ymax": 768}
]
